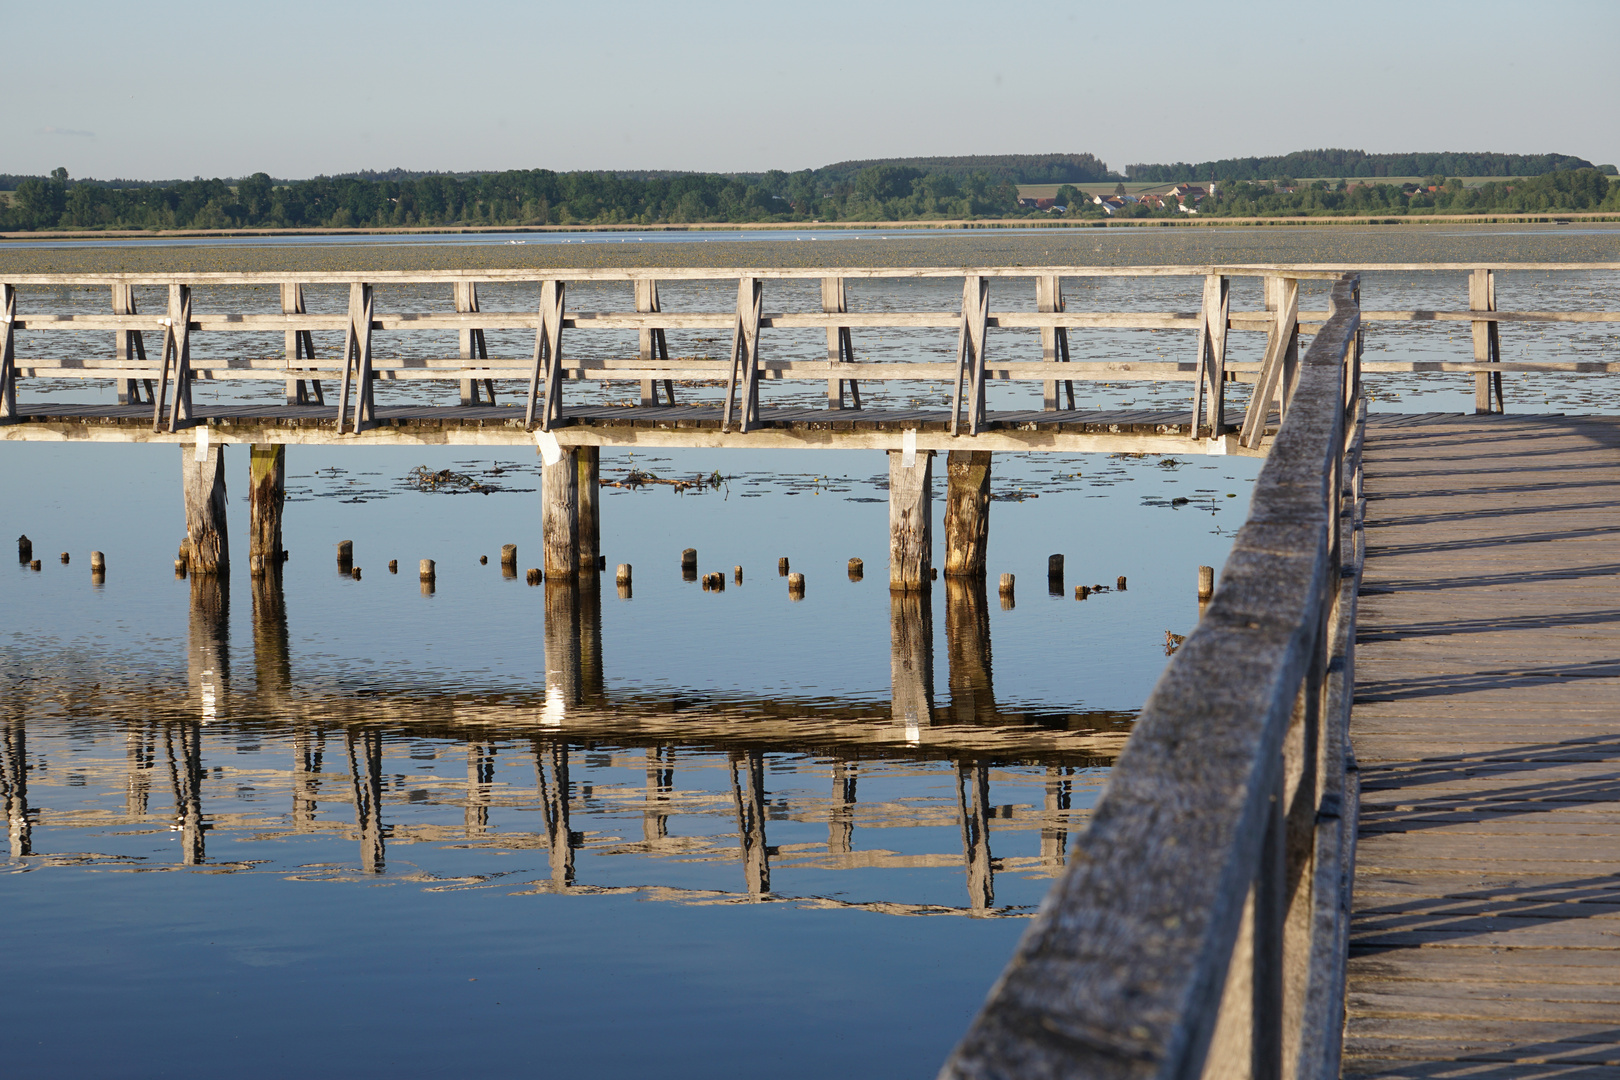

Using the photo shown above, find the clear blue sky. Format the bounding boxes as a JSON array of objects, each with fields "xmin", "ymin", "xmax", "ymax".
[{"xmin": 8, "ymin": 0, "xmax": 1617, "ymax": 180}]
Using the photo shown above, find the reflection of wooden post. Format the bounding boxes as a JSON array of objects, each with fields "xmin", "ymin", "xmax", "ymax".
[
  {"xmin": 543, "ymin": 579, "xmax": 581, "ymax": 720},
  {"xmin": 957, "ymin": 761, "xmax": 994, "ymax": 912},
  {"xmin": 188, "ymin": 573, "xmax": 230, "ymax": 725},
  {"xmin": 944, "ymin": 451, "xmax": 990, "ymax": 578},
  {"xmin": 167, "ymin": 723, "xmax": 206, "ymax": 865},
  {"xmin": 890, "ymin": 588, "xmax": 935, "ymax": 729},
  {"xmin": 578, "ymin": 568, "xmax": 604, "ymax": 701},
  {"xmin": 1041, "ymin": 766, "xmax": 1071, "ymax": 868},
  {"xmin": 251, "ymin": 566, "xmax": 291, "ymax": 699},
  {"xmin": 1, "ymin": 712, "xmax": 30, "ymax": 857},
  {"xmin": 248, "ymin": 445, "xmax": 285, "ymax": 573},
  {"xmin": 945, "ymin": 578, "xmax": 997, "ymax": 724},
  {"xmin": 577, "ymin": 445, "xmax": 600, "ymax": 574},
  {"xmin": 543, "ymin": 447, "xmax": 579, "ymax": 579},
  {"xmin": 888, "ymin": 448, "xmax": 933, "ymax": 590},
  {"xmin": 828, "ymin": 759, "xmax": 857, "ymax": 856},
  {"xmin": 465, "ymin": 742, "xmax": 494, "ymax": 837},
  {"xmin": 346, "ymin": 728, "xmax": 385, "ymax": 873},
  {"xmin": 182, "ymin": 442, "xmax": 229, "ymax": 573},
  {"xmin": 730, "ymin": 751, "xmax": 770, "ymax": 898},
  {"xmin": 292, "ymin": 728, "xmax": 323, "ymax": 831},
  {"xmin": 125, "ymin": 722, "xmax": 156, "ymax": 821},
  {"xmin": 536, "ymin": 739, "xmax": 575, "ymax": 889},
  {"xmin": 643, "ymin": 746, "xmax": 672, "ymax": 843}
]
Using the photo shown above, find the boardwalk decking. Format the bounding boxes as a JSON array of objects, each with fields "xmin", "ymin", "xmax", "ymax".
[{"xmin": 1346, "ymin": 414, "xmax": 1620, "ymax": 1077}]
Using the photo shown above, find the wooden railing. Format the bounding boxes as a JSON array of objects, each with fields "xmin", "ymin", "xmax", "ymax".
[
  {"xmin": 0, "ymin": 264, "xmax": 1614, "ymax": 444},
  {"xmin": 940, "ymin": 274, "xmax": 1366, "ymax": 1080}
]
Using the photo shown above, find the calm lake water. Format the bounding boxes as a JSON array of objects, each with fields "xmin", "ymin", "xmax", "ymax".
[{"xmin": 2, "ymin": 226, "xmax": 1616, "ymax": 1077}]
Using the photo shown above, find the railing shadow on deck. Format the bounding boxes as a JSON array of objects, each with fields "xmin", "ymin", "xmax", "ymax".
[{"xmin": 940, "ymin": 275, "xmax": 1367, "ymax": 1080}]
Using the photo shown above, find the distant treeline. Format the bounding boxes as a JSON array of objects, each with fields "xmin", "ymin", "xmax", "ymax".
[
  {"xmin": 3, "ymin": 154, "xmax": 1617, "ymax": 231},
  {"xmin": 1126, "ymin": 150, "xmax": 1611, "ymax": 183},
  {"xmin": 816, "ymin": 153, "xmax": 1121, "ymax": 184},
  {"xmin": 0, "ymin": 166, "xmax": 1022, "ymax": 229},
  {"xmin": 1071, "ymin": 170, "xmax": 1620, "ymax": 219}
]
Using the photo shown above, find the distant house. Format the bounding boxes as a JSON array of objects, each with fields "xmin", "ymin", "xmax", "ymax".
[
  {"xmin": 1167, "ymin": 184, "xmax": 1208, "ymax": 204},
  {"xmin": 1093, "ymin": 194, "xmax": 1127, "ymax": 215}
]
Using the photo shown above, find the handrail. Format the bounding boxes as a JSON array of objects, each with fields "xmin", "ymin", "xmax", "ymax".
[
  {"xmin": 940, "ymin": 275, "xmax": 1364, "ymax": 1080},
  {"xmin": 0, "ymin": 264, "xmax": 1611, "ymax": 437}
]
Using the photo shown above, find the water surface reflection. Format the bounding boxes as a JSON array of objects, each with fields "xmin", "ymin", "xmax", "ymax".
[{"xmin": 5, "ymin": 567, "xmax": 1126, "ymax": 916}]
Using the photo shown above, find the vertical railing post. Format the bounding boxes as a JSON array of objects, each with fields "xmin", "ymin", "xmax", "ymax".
[
  {"xmin": 1240, "ymin": 276, "xmax": 1299, "ymax": 449},
  {"xmin": 1192, "ymin": 274, "xmax": 1230, "ymax": 438},
  {"xmin": 336, "ymin": 282, "xmax": 374, "ymax": 434},
  {"xmin": 951, "ymin": 276, "xmax": 990, "ymax": 436},
  {"xmin": 1036, "ymin": 275, "xmax": 1072, "ymax": 410},
  {"xmin": 281, "ymin": 283, "xmax": 322, "ymax": 406},
  {"xmin": 636, "ymin": 279, "xmax": 674, "ymax": 406},
  {"xmin": 822, "ymin": 276, "xmax": 860, "ymax": 409},
  {"xmin": 112, "ymin": 284, "xmax": 149, "ymax": 405},
  {"xmin": 526, "ymin": 280, "xmax": 566, "ymax": 431},
  {"xmin": 1471, "ymin": 267, "xmax": 1503, "ymax": 414},
  {"xmin": 721, "ymin": 276, "xmax": 762, "ymax": 433},
  {"xmin": 455, "ymin": 280, "xmax": 493, "ymax": 406},
  {"xmin": 0, "ymin": 284, "xmax": 16, "ymax": 423},
  {"xmin": 158, "ymin": 283, "xmax": 193, "ymax": 433}
]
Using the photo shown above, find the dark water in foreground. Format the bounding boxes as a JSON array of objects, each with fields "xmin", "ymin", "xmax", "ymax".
[{"xmin": 1, "ymin": 438, "xmax": 1258, "ymax": 1078}]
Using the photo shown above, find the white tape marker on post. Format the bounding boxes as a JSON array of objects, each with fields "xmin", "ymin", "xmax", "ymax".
[
  {"xmin": 195, "ymin": 425, "xmax": 209, "ymax": 462},
  {"xmin": 534, "ymin": 430, "xmax": 563, "ymax": 466},
  {"xmin": 901, "ymin": 429, "xmax": 918, "ymax": 468}
]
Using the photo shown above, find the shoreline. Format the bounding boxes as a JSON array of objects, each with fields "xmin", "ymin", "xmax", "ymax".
[{"xmin": 3, "ymin": 211, "xmax": 1618, "ymax": 244}]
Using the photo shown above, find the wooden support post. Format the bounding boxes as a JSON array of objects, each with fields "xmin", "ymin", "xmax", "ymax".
[
  {"xmin": 951, "ymin": 276, "xmax": 990, "ymax": 435},
  {"xmin": 888, "ymin": 447, "xmax": 933, "ymax": 590},
  {"xmin": 281, "ymin": 283, "xmax": 322, "ymax": 406},
  {"xmin": 576, "ymin": 445, "xmax": 600, "ymax": 573},
  {"xmin": 455, "ymin": 280, "xmax": 495, "ymax": 406},
  {"xmin": 112, "ymin": 284, "xmax": 150, "ymax": 405},
  {"xmin": 248, "ymin": 444, "xmax": 285, "ymax": 574},
  {"xmin": 1471, "ymin": 267, "xmax": 1504, "ymax": 414},
  {"xmin": 155, "ymin": 284, "xmax": 193, "ymax": 433},
  {"xmin": 635, "ymin": 279, "xmax": 675, "ymax": 406},
  {"xmin": 822, "ymin": 276, "xmax": 861, "ymax": 409},
  {"xmin": 890, "ymin": 588, "xmax": 935, "ymax": 729},
  {"xmin": 722, "ymin": 276, "xmax": 763, "ymax": 433},
  {"xmin": 336, "ymin": 282, "xmax": 374, "ymax": 434},
  {"xmin": 944, "ymin": 577, "xmax": 996, "ymax": 724},
  {"xmin": 1191, "ymin": 274, "xmax": 1230, "ymax": 437},
  {"xmin": 1037, "ymin": 275, "xmax": 1073, "ymax": 411},
  {"xmin": 1240, "ymin": 276, "xmax": 1299, "ymax": 448},
  {"xmin": 182, "ymin": 441, "xmax": 229, "ymax": 573},
  {"xmin": 526, "ymin": 280, "xmax": 566, "ymax": 430},
  {"xmin": 0, "ymin": 284, "xmax": 15, "ymax": 424},
  {"xmin": 542, "ymin": 445, "xmax": 579, "ymax": 578},
  {"xmin": 944, "ymin": 450, "xmax": 991, "ymax": 578}
]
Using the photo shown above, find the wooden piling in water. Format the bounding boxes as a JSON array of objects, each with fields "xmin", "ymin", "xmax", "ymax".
[
  {"xmin": 848, "ymin": 557, "xmax": 864, "ymax": 581},
  {"xmin": 419, "ymin": 559, "xmax": 435, "ymax": 581},
  {"xmin": 181, "ymin": 443, "xmax": 229, "ymax": 574},
  {"xmin": 337, "ymin": 540, "xmax": 353, "ymax": 573},
  {"xmin": 501, "ymin": 544, "xmax": 517, "ymax": 568},
  {"xmin": 616, "ymin": 563, "xmax": 632, "ymax": 586},
  {"xmin": 577, "ymin": 446, "xmax": 600, "ymax": 573},
  {"xmin": 778, "ymin": 557, "xmax": 790, "ymax": 576},
  {"xmin": 388, "ymin": 560, "xmax": 398, "ymax": 574},
  {"xmin": 248, "ymin": 444, "xmax": 285, "ymax": 573},
  {"xmin": 945, "ymin": 450, "xmax": 991, "ymax": 578},
  {"xmin": 542, "ymin": 446, "xmax": 579, "ymax": 579},
  {"xmin": 90, "ymin": 551, "xmax": 105, "ymax": 572},
  {"xmin": 17, "ymin": 535, "xmax": 30, "ymax": 563},
  {"xmin": 733, "ymin": 565, "xmax": 742, "ymax": 585},
  {"xmin": 1117, "ymin": 575, "xmax": 1128, "ymax": 591},
  {"xmin": 787, "ymin": 572, "xmax": 806, "ymax": 599},
  {"xmin": 1198, "ymin": 565, "xmax": 1215, "ymax": 599},
  {"xmin": 527, "ymin": 568, "xmax": 542, "ymax": 585},
  {"xmin": 1048, "ymin": 554, "xmax": 1064, "ymax": 595},
  {"xmin": 29, "ymin": 559, "xmax": 41, "ymax": 571},
  {"xmin": 889, "ymin": 448, "xmax": 933, "ymax": 591},
  {"xmin": 59, "ymin": 551, "xmax": 69, "ymax": 564}
]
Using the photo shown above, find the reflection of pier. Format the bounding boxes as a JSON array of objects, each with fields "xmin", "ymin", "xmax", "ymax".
[{"xmin": 5, "ymin": 565, "xmax": 1109, "ymax": 909}]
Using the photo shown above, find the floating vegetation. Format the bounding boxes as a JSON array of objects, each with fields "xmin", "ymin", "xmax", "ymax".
[
  {"xmin": 604, "ymin": 468, "xmax": 727, "ymax": 495},
  {"xmin": 406, "ymin": 466, "xmax": 498, "ymax": 494}
]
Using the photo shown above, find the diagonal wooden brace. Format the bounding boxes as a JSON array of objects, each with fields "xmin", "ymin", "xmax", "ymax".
[
  {"xmin": 950, "ymin": 276, "xmax": 990, "ymax": 436},
  {"xmin": 1240, "ymin": 276, "xmax": 1298, "ymax": 448},
  {"xmin": 0, "ymin": 285, "xmax": 15, "ymax": 423},
  {"xmin": 636, "ymin": 279, "xmax": 675, "ymax": 406},
  {"xmin": 722, "ymin": 277, "xmax": 762, "ymax": 433},
  {"xmin": 1191, "ymin": 274, "xmax": 1230, "ymax": 438},
  {"xmin": 335, "ymin": 282, "xmax": 374, "ymax": 434},
  {"xmin": 526, "ymin": 280, "xmax": 566, "ymax": 431},
  {"xmin": 160, "ymin": 284, "xmax": 194, "ymax": 433}
]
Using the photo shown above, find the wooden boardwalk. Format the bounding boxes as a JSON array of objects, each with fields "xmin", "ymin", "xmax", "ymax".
[{"xmin": 1346, "ymin": 413, "xmax": 1620, "ymax": 1077}]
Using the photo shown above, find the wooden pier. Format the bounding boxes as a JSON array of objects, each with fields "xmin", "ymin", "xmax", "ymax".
[
  {"xmin": 5, "ymin": 261, "xmax": 1620, "ymax": 1075},
  {"xmin": 1345, "ymin": 413, "xmax": 1620, "ymax": 1075}
]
